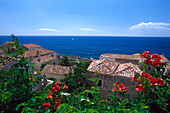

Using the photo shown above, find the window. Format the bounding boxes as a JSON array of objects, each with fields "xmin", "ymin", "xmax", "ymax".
[
  {"xmin": 97, "ymin": 79, "xmax": 102, "ymax": 87},
  {"xmin": 148, "ymin": 67, "xmax": 151, "ymax": 71}
]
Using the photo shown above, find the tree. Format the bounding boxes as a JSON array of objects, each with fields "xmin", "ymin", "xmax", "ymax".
[
  {"xmin": 0, "ymin": 34, "xmax": 42, "ymax": 112},
  {"xmin": 59, "ymin": 55, "xmax": 71, "ymax": 66},
  {"xmin": 61, "ymin": 61, "xmax": 90, "ymax": 93}
]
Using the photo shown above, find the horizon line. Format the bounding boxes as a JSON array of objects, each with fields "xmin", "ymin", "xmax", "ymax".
[{"xmin": 0, "ymin": 34, "xmax": 170, "ymax": 37}]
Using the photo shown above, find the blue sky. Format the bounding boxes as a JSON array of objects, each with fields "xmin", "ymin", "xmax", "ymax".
[{"xmin": 0, "ymin": 0, "xmax": 170, "ymax": 36}]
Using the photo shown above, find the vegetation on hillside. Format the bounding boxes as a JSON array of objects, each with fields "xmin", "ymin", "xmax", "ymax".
[{"xmin": 0, "ymin": 35, "xmax": 169, "ymax": 113}]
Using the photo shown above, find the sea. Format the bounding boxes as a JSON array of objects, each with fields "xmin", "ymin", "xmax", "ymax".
[{"xmin": 0, "ymin": 36, "xmax": 170, "ymax": 60}]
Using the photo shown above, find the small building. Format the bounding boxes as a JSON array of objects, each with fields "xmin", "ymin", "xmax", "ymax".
[
  {"xmin": 22, "ymin": 44, "xmax": 42, "ymax": 51},
  {"xmin": 99, "ymin": 53, "xmax": 141, "ymax": 65},
  {"xmin": 41, "ymin": 65, "xmax": 73, "ymax": 82},
  {"xmin": 87, "ymin": 59, "xmax": 140, "ymax": 99},
  {"xmin": 18, "ymin": 49, "xmax": 58, "ymax": 58},
  {"xmin": 31, "ymin": 55, "xmax": 58, "ymax": 71},
  {"xmin": 0, "ymin": 41, "xmax": 14, "ymax": 52},
  {"xmin": 100, "ymin": 53, "xmax": 170, "ymax": 65}
]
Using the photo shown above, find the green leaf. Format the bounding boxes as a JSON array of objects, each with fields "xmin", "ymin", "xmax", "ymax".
[
  {"xmin": 45, "ymin": 109, "xmax": 51, "ymax": 113},
  {"xmin": 31, "ymin": 98, "xmax": 36, "ymax": 104},
  {"xmin": 142, "ymin": 106, "xmax": 149, "ymax": 109}
]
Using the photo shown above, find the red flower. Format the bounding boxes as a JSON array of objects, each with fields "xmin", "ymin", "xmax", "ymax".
[
  {"xmin": 28, "ymin": 77, "xmax": 35, "ymax": 81},
  {"xmin": 132, "ymin": 75, "xmax": 138, "ymax": 81},
  {"xmin": 144, "ymin": 58, "xmax": 152, "ymax": 64},
  {"xmin": 118, "ymin": 83, "xmax": 128, "ymax": 93},
  {"xmin": 141, "ymin": 53, "xmax": 148, "ymax": 58},
  {"xmin": 149, "ymin": 77, "xmax": 157, "ymax": 86},
  {"xmin": 54, "ymin": 103, "xmax": 61, "ymax": 109},
  {"xmin": 157, "ymin": 79, "xmax": 163, "ymax": 86},
  {"xmin": 113, "ymin": 82, "xmax": 118, "ymax": 86},
  {"xmin": 56, "ymin": 97, "xmax": 60, "ymax": 102},
  {"xmin": 46, "ymin": 93, "xmax": 53, "ymax": 99},
  {"xmin": 152, "ymin": 60, "xmax": 162, "ymax": 66},
  {"xmin": 118, "ymin": 83, "xmax": 125, "ymax": 89},
  {"xmin": 42, "ymin": 103, "xmax": 50, "ymax": 109},
  {"xmin": 152, "ymin": 54, "xmax": 162, "ymax": 61},
  {"xmin": 141, "ymin": 72, "xmax": 151, "ymax": 79},
  {"xmin": 51, "ymin": 85, "xmax": 61, "ymax": 92},
  {"xmin": 112, "ymin": 87, "xmax": 117, "ymax": 91},
  {"xmin": 112, "ymin": 83, "xmax": 128, "ymax": 93},
  {"xmin": 63, "ymin": 84, "xmax": 68, "ymax": 89},
  {"xmin": 49, "ymin": 91, "xmax": 52, "ymax": 94},
  {"xmin": 136, "ymin": 84, "xmax": 145, "ymax": 92},
  {"xmin": 55, "ymin": 82, "xmax": 61, "ymax": 86},
  {"xmin": 149, "ymin": 77, "xmax": 163, "ymax": 86},
  {"xmin": 144, "ymin": 51, "xmax": 149, "ymax": 54},
  {"xmin": 132, "ymin": 77, "xmax": 137, "ymax": 81}
]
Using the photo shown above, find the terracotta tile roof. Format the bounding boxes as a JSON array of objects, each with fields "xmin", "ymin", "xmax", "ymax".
[
  {"xmin": 87, "ymin": 59, "xmax": 141, "ymax": 77},
  {"xmin": 100, "ymin": 53, "xmax": 141, "ymax": 61},
  {"xmin": 22, "ymin": 44, "xmax": 42, "ymax": 48},
  {"xmin": 36, "ymin": 55, "xmax": 57, "ymax": 64},
  {"xmin": 18, "ymin": 49, "xmax": 56, "ymax": 58},
  {"xmin": 2, "ymin": 41, "xmax": 14, "ymax": 45},
  {"xmin": 42, "ymin": 65, "xmax": 72, "ymax": 74},
  {"xmin": 87, "ymin": 59, "xmax": 119, "ymax": 75},
  {"xmin": 0, "ymin": 55, "xmax": 15, "ymax": 69},
  {"xmin": 115, "ymin": 63, "xmax": 141, "ymax": 74}
]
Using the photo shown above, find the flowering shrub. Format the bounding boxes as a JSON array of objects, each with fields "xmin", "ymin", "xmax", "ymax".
[
  {"xmin": 112, "ymin": 82, "xmax": 128, "ymax": 93},
  {"xmin": 132, "ymin": 51, "xmax": 169, "ymax": 112},
  {"xmin": 16, "ymin": 82, "xmax": 68, "ymax": 113},
  {"xmin": 42, "ymin": 102, "xmax": 50, "ymax": 109}
]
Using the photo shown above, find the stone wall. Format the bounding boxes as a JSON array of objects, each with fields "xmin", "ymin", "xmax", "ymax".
[
  {"xmin": 31, "ymin": 59, "xmax": 41, "ymax": 71},
  {"xmin": 86, "ymin": 71, "xmax": 138, "ymax": 99},
  {"xmin": 0, "ymin": 59, "xmax": 18, "ymax": 70},
  {"xmin": 99, "ymin": 57, "xmax": 139, "ymax": 65},
  {"xmin": 115, "ymin": 59, "xmax": 139, "ymax": 65},
  {"xmin": 22, "ymin": 46, "xmax": 42, "ymax": 51},
  {"xmin": 41, "ymin": 72, "xmax": 66, "ymax": 83}
]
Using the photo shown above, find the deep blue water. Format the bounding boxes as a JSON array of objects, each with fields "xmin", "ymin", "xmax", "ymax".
[{"xmin": 0, "ymin": 36, "xmax": 170, "ymax": 60}]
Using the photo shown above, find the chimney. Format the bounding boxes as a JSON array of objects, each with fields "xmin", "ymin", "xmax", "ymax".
[
  {"xmin": 36, "ymin": 50, "xmax": 41, "ymax": 61},
  {"xmin": 90, "ymin": 57, "xmax": 93, "ymax": 62}
]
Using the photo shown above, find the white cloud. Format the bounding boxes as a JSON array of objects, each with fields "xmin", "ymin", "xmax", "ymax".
[
  {"xmin": 38, "ymin": 28, "xmax": 62, "ymax": 32},
  {"xmin": 80, "ymin": 28, "xmax": 95, "ymax": 31},
  {"xmin": 129, "ymin": 22, "xmax": 170, "ymax": 30}
]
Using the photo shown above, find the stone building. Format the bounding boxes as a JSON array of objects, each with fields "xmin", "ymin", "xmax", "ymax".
[
  {"xmin": 18, "ymin": 48, "xmax": 58, "ymax": 58},
  {"xmin": 22, "ymin": 44, "xmax": 42, "ymax": 51},
  {"xmin": 0, "ymin": 41, "xmax": 14, "ymax": 52},
  {"xmin": 86, "ymin": 59, "xmax": 140, "ymax": 98},
  {"xmin": 31, "ymin": 55, "xmax": 58, "ymax": 71},
  {"xmin": 99, "ymin": 53, "xmax": 141, "ymax": 65},
  {"xmin": 41, "ymin": 65, "xmax": 73, "ymax": 82}
]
